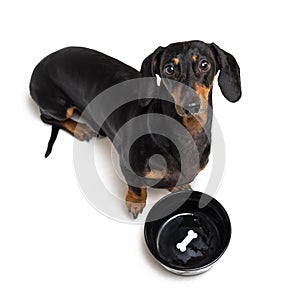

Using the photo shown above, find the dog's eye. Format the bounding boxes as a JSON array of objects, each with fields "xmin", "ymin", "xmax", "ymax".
[
  {"xmin": 199, "ymin": 60, "xmax": 210, "ymax": 72},
  {"xmin": 164, "ymin": 65, "xmax": 175, "ymax": 76}
]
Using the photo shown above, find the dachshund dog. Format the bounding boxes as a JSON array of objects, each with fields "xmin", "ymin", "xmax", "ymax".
[{"xmin": 29, "ymin": 41, "xmax": 241, "ymax": 219}]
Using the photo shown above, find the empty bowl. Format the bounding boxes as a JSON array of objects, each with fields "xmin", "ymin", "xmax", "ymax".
[{"xmin": 144, "ymin": 190, "xmax": 231, "ymax": 275}]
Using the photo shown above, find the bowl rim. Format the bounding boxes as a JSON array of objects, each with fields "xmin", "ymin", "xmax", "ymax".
[{"xmin": 144, "ymin": 190, "xmax": 232, "ymax": 272}]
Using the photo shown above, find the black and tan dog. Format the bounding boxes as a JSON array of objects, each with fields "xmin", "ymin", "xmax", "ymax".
[{"xmin": 29, "ymin": 41, "xmax": 241, "ymax": 218}]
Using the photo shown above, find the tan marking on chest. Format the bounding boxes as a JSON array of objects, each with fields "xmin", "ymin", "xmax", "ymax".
[{"xmin": 182, "ymin": 115, "xmax": 207, "ymax": 132}]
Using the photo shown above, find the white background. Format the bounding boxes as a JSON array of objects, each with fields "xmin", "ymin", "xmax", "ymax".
[{"xmin": 1, "ymin": 0, "xmax": 300, "ymax": 299}]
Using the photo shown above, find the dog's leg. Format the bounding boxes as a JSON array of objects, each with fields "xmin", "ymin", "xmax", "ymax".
[
  {"xmin": 60, "ymin": 119, "xmax": 95, "ymax": 141},
  {"xmin": 41, "ymin": 107, "xmax": 96, "ymax": 141},
  {"xmin": 126, "ymin": 185, "xmax": 147, "ymax": 219},
  {"xmin": 63, "ymin": 106, "xmax": 96, "ymax": 140}
]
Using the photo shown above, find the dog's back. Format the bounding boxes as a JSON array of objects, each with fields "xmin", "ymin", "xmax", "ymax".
[
  {"xmin": 29, "ymin": 47, "xmax": 141, "ymax": 157},
  {"xmin": 30, "ymin": 46, "xmax": 140, "ymax": 116}
]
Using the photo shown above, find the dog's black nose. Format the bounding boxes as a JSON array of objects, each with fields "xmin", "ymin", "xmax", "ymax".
[{"xmin": 183, "ymin": 103, "xmax": 200, "ymax": 116}]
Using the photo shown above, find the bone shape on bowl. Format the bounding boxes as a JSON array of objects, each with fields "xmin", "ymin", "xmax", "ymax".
[{"xmin": 176, "ymin": 230, "xmax": 198, "ymax": 252}]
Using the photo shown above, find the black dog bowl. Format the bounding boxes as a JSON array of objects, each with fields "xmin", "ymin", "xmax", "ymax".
[{"xmin": 144, "ymin": 190, "xmax": 231, "ymax": 275}]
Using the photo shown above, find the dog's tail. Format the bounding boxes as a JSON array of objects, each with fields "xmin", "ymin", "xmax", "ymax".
[{"xmin": 45, "ymin": 125, "xmax": 60, "ymax": 158}]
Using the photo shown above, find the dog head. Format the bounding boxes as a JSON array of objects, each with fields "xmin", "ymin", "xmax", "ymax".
[{"xmin": 140, "ymin": 40, "xmax": 241, "ymax": 116}]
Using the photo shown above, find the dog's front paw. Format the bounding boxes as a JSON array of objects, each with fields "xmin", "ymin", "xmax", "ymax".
[
  {"xmin": 168, "ymin": 184, "xmax": 192, "ymax": 192},
  {"xmin": 126, "ymin": 186, "xmax": 147, "ymax": 219},
  {"xmin": 126, "ymin": 202, "xmax": 146, "ymax": 219}
]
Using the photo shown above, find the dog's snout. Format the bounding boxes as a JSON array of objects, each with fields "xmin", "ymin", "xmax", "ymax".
[{"xmin": 183, "ymin": 102, "xmax": 201, "ymax": 116}]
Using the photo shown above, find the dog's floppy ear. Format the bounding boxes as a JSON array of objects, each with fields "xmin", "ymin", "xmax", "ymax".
[
  {"xmin": 211, "ymin": 43, "xmax": 241, "ymax": 102},
  {"xmin": 140, "ymin": 46, "xmax": 164, "ymax": 77},
  {"xmin": 139, "ymin": 46, "xmax": 164, "ymax": 106}
]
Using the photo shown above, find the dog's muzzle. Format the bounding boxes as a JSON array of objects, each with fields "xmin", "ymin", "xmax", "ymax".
[{"xmin": 182, "ymin": 102, "xmax": 201, "ymax": 116}]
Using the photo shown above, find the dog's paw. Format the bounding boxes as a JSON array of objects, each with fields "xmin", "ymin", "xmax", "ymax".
[
  {"xmin": 125, "ymin": 186, "xmax": 147, "ymax": 219},
  {"xmin": 168, "ymin": 184, "xmax": 192, "ymax": 192},
  {"xmin": 74, "ymin": 124, "xmax": 95, "ymax": 141},
  {"xmin": 126, "ymin": 202, "xmax": 146, "ymax": 219}
]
